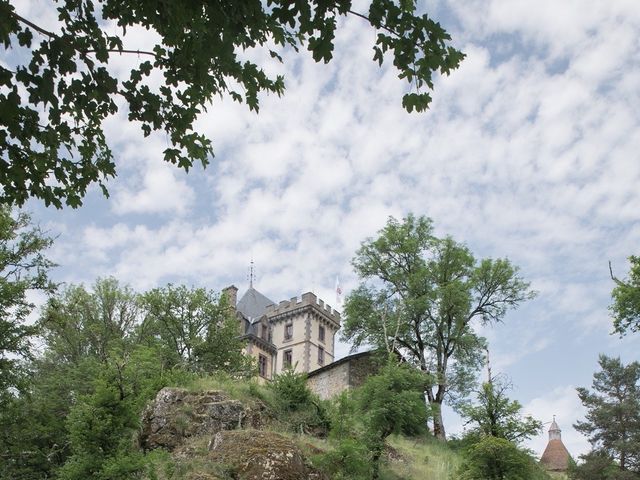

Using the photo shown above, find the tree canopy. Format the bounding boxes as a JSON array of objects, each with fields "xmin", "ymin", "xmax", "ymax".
[
  {"xmin": 341, "ymin": 214, "xmax": 535, "ymax": 439},
  {"xmin": 610, "ymin": 256, "xmax": 640, "ymax": 336},
  {"xmin": 0, "ymin": 0, "xmax": 464, "ymax": 208},
  {"xmin": 0, "ymin": 206, "xmax": 54, "ymax": 404},
  {"xmin": 458, "ymin": 375, "xmax": 542, "ymax": 446},
  {"xmin": 575, "ymin": 355, "xmax": 640, "ymax": 474}
]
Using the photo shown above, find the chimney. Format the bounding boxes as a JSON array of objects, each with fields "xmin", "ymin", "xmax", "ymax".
[{"xmin": 222, "ymin": 285, "xmax": 238, "ymax": 309}]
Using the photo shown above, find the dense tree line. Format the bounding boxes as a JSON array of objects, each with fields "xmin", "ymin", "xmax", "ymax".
[{"xmin": 0, "ymin": 207, "xmax": 254, "ymax": 479}]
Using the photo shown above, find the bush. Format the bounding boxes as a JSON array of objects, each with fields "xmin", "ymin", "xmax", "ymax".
[
  {"xmin": 457, "ymin": 436, "xmax": 550, "ymax": 480},
  {"xmin": 313, "ymin": 437, "xmax": 371, "ymax": 480},
  {"xmin": 267, "ymin": 368, "xmax": 329, "ymax": 434}
]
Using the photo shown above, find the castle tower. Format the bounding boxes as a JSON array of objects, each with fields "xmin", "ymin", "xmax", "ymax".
[
  {"xmin": 265, "ymin": 292, "xmax": 340, "ymax": 375},
  {"xmin": 540, "ymin": 417, "xmax": 571, "ymax": 472},
  {"xmin": 230, "ymin": 284, "xmax": 340, "ymax": 381}
]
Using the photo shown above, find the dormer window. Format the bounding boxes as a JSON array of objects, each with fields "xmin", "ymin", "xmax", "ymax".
[{"xmin": 261, "ymin": 324, "xmax": 268, "ymax": 340}]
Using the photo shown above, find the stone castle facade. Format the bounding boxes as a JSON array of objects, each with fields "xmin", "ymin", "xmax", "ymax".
[{"xmin": 223, "ymin": 285, "xmax": 341, "ymax": 381}]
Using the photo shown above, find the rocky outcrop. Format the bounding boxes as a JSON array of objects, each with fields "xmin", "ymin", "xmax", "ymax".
[
  {"xmin": 139, "ymin": 388, "xmax": 267, "ymax": 451},
  {"xmin": 207, "ymin": 430, "xmax": 326, "ymax": 480}
]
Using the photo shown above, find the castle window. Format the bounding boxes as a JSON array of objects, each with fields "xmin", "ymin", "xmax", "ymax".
[
  {"xmin": 318, "ymin": 346, "xmax": 324, "ymax": 365},
  {"xmin": 319, "ymin": 325, "xmax": 325, "ymax": 342},
  {"xmin": 283, "ymin": 349, "xmax": 292, "ymax": 369},
  {"xmin": 285, "ymin": 323, "xmax": 293, "ymax": 340},
  {"xmin": 258, "ymin": 354, "xmax": 268, "ymax": 378}
]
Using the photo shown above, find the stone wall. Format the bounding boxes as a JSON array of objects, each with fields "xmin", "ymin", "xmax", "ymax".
[{"xmin": 306, "ymin": 351, "xmax": 379, "ymax": 400}]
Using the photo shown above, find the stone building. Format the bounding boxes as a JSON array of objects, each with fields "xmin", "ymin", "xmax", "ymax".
[
  {"xmin": 223, "ymin": 284, "xmax": 341, "ymax": 381},
  {"xmin": 540, "ymin": 417, "xmax": 571, "ymax": 473},
  {"xmin": 306, "ymin": 351, "xmax": 379, "ymax": 400}
]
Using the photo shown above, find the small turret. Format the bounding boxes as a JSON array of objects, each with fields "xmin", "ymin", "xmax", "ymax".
[{"xmin": 540, "ymin": 416, "xmax": 571, "ymax": 473}]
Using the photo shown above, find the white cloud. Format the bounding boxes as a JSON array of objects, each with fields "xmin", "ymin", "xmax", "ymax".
[{"xmin": 23, "ymin": 1, "xmax": 640, "ymax": 450}]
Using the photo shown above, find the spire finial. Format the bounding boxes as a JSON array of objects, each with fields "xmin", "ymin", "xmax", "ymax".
[{"xmin": 249, "ymin": 259, "xmax": 254, "ymax": 288}]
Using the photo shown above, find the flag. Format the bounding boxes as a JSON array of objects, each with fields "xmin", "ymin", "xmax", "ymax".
[{"xmin": 335, "ymin": 276, "xmax": 343, "ymax": 308}]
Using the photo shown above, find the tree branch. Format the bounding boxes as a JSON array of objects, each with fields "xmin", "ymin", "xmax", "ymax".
[
  {"xmin": 347, "ymin": 10, "xmax": 401, "ymax": 39},
  {"xmin": 609, "ymin": 260, "xmax": 625, "ymax": 286},
  {"xmin": 11, "ymin": 12, "xmax": 157, "ymax": 58},
  {"xmin": 11, "ymin": 12, "xmax": 56, "ymax": 39}
]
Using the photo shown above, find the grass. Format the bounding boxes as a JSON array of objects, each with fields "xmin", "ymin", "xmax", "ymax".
[
  {"xmin": 381, "ymin": 435, "xmax": 462, "ymax": 480},
  {"xmin": 177, "ymin": 372, "xmax": 274, "ymax": 406}
]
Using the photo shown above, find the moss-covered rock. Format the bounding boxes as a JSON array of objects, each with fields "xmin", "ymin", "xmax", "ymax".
[
  {"xmin": 140, "ymin": 388, "xmax": 267, "ymax": 451},
  {"xmin": 208, "ymin": 430, "xmax": 326, "ymax": 480}
]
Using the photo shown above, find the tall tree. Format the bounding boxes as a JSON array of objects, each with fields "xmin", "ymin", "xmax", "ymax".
[
  {"xmin": 141, "ymin": 283, "xmax": 254, "ymax": 376},
  {"xmin": 0, "ymin": 207, "xmax": 54, "ymax": 403},
  {"xmin": 342, "ymin": 215, "xmax": 535, "ymax": 439},
  {"xmin": 0, "ymin": 0, "xmax": 464, "ymax": 208},
  {"xmin": 575, "ymin": 355, "xmax": 640, "ymax": 473},
  {"xmin": 40, "ymin": 278, "xmax": 141, "ymax": 364},
  {"xmin": 610, "ymin": 256, "xmax": 640, "ymax": 336}
]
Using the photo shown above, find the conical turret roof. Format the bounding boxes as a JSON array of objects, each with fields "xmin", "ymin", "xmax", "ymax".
[{"xmin": 540, "ymin": 418, "xmax": 571, "ymax": 472}]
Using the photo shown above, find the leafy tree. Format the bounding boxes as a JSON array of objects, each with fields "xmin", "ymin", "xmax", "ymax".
[
  {"xmin": 142, "ymin": 284, "xmax": 241, "ymax": 370},
  {"xmin": 575, "ymin": 355, "xmax": 640, "ymax": 473},
  {"xmin": 0, "ymin": 207, "xmax": 54, "ymax": 404},
  {"xmin": 458, "ymin": 375, "xmax": 542, "ymax": 445},
  {"xmin": 457, "ymin": 436, "xmax": 550, "ymax": 480},
  {"xmin": 0, "ymin": 0, "xmax": 464, "ymax": 208},
  {"xmin": 610, "ymin": 256, "xmax": 640, "ymax": 336},
  {"xmin": 193, "ymin": 294, "xmax": 255, "ymax": 377},
  {"xmin": 40, "ymin": 278, "xmax": 141, "ymax": 364},
  {"xmin": 355, "ymin": 358, "xmax": 428, "ymax": 479},
  {"xmin": 342, "ymin": 215, "xmax": 535, "ymax": 439}
]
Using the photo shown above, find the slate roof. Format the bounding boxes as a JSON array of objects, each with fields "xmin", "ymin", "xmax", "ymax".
[{"xmin": 236, "ymin": 287, "xmax": 275, "ymax": 320}]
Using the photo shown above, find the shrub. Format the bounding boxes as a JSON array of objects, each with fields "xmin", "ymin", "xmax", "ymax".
[
  {"xmin": 457, "ymin": 436, "xmax": 550, "ymax": 480},
  {"xmin": 267, "ymin": 368, "xmax": 329, "ymax": 434}
]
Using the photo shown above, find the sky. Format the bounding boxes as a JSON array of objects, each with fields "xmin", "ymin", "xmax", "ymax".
[{"xmin": 12, "ymin": 0, "xmax": 640, "ymax": 460}]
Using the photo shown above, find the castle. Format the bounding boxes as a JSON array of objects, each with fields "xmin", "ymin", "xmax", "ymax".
[{"xmin": 223, "ymin": 284, "xmax": 341, "ymax": 381}]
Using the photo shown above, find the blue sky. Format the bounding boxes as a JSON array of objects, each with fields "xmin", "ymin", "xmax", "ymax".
[{"xmin": 14, "ymin": 0, "xmax": 640, "ymax": 459}]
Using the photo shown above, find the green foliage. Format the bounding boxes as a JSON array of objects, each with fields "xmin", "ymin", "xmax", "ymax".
[
  {"xmin": 40, "ymin": 278, "xmax": 141, "ymax": 364},
  {"xmin": 569, "ymin": 451, "xmax": 640, "ymax": 480},
  {"xmin": 0, "ymin": 0, "xmax": 463, "ymax": 208},
  {"xmin": 457, "ymin": 436, "xmax": 551, "ymax": 480},
  {"xmin": 0, "ymin": 207, "xmax": 54, "ymax": 402},
  {"xmin": 317, "ymin": 359, "xmax": 429, "ymax": 479},
  {"xmin": 384, "ymin": 434, "xmax": 461, "ymax": 479},
  {"xmin": 141, "ymin": 284, "xmax": 254, "ymax": 376},
  {"xmin": 575, "ymin": 355, "xmax": 640, "ymax": 473},
  {"xmin": 268, "ymin": 368, "xmax": 329, "ymax": 434},
  {"xmin": 342, "ymin": 214, "xmax": 535, "ymax": 438},
  {"xmin": 313, "ymin": 437, "xmax": 371, "ymax": 480},
  {"xmin": 611, "ymin": 256, "xmax": 640, "ymax": 336},
  {"xmin": 458, "ymin": 376, "xmax": 542, "ymax": 445},
  {"xmin": 141, "ymin": 284, "xmax": 221, "ymax": 367},
  {"xmin": 193, "ymin": 294, "xmax": 255, "ymax": 377}
]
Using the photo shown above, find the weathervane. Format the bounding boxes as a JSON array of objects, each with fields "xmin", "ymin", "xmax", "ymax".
[{"xmin": 248, "ymin": 259, "xmax": 255, "ymax": 288}]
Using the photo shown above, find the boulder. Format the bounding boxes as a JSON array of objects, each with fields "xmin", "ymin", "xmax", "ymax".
[
  {"xmin": 140, "ymin": 387, "xmax": 266, "ymax": 451},
  {"xmin": 207, "ymin": 430, "xmax": 326, "ymax": 480}
]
